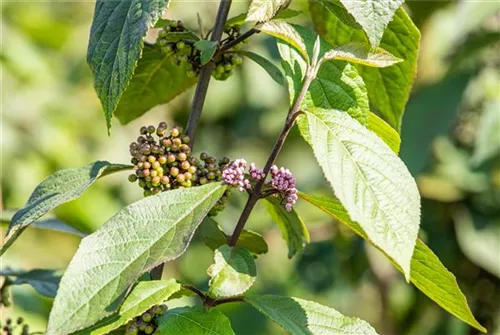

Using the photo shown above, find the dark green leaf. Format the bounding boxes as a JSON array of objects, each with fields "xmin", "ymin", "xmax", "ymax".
[
  {"xmin": 46, "ymin": 183, "xmax": 227, "ymax": 335},
  {"xmin": 311, "ymin": 0, "xmax": 361, "ymax": 29},
  {"xmin": 194, "ymin": 40, "xmax": 218, "ymax": 65},
  {"xmin": 246, "ymin": 294, "xmax": 378, "ymax": 334},
  {"xmin": 237, "ymin": 51, "xmax": 285, "ymax": 85},
  {"xmin": 87, "ymin": 0, "xmax": 170, "ymax": 131},
  {"xmin": 311, "ymin": 5, "xmax": 420, "ymax": 131},
  {"xmin": 114, "ymin": 45, "xmax": 197, "ymax": 125},
  {"xmin": 12, "ymin": 269, "xmax": 61, "ymax": 298},
  {"xmin": 299, "ymin": 192, "xmax": 487, "ymax": 333},
  {"xmin": 208, "ymin": 245, "xmax": 257, "ymax": 298},
  {"xmin": 1, "ymin": 162, "xmax": 131, "ymax": 256},
  {"xmin": 264, "ymin": 197, "xmax": 309, "ymax": 258},
  {"xmin": 199, "ymin": 218, "xmax": 268, "ymax": 255},
  {"xmin": 89, "ymin": 280, "xmax": 181, "ymax": 335},
  {"xmin": 157, "ymin": 306, "xmax": 235, "ymax": 335}
]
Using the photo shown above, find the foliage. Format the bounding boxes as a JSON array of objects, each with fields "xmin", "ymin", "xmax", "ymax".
[{"xmin": 2, "ymin": 1, "xmax": 498, "ymax": 334}]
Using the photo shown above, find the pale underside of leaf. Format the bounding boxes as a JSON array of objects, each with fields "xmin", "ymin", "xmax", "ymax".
[
  {"xmin": 261, "ymin": 20, "xmax": 309, "ymax": 61},
  {"xmin": 208, "ymin": 245, "xmax": 257, "ymax": 298},
  {"xmin": 87, "ymin": 0, "xmax": 170, "ymax": 131},
  {"xmin": 246, "ymin": 0, "xmax": 291, "ymax": 22},
  {"xmin": 299, "ymin": 192, "xmax": 487, "ymax": 333},
  {"xmin": 339, "ymin": 0, "xmax": 404, "ymax": 48},
  {"xmin": 321, "ymin": 42, "xmax": 403, "ymax": 67},
  {"xmin": 246, "ymin": 295, "xmax": 378, "ymax": 335},
  {"xmin": 298, "ymin": 108, "xmax": 420, "ymax": 280},
  {"xmin": 47, "ymin": 183, "xmax": 226, "ymax": 335},
  {"xmin": 1, "ymin": 161, "xmax": 131, "ymax": 256}
]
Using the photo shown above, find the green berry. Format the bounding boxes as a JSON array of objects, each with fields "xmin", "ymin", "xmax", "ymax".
[
  {"xmin": 233, "ymin": 55, "xmax": 243, "ymax": 65},
  {"xmin": 147, "ymin": 125, "xmax": 155, "ymax": 133},
  {"xmin": 188, "ymin": 166, "xmax": 197, "ymax": 174},
  {"xmin": 207, "ymin": 172, "xmax": 216, "ymax": 180},
  {"xmin": 200, "ymin": 152, "xmax": 209, "ymax": 161},
  {"xmin": 145, "ymin": 325, "xmax": 155, "ymax": 334},
  {"xmin": 200, "ymin": 177, "xmax": 208, "ymax": 185},
  {"xmin": 150, "ymin": 170, "xmax": 158, "ymax": 178},
  {"xmin": 140, "ymin": 126, "xmax": 148, "ymax": 135},
  {"xmin": 187, "ymin": 70, "xmax": 197, "ymax": 78},
  {"xmin": 128, "ymin": 174, "xmax": 138, "ymax": 182},
  {"xmin": 152, "ymin": 161, "xmax": 161, "ymax": 170},
  {"xmin": 148, "ymin": 155, "xmax": 156, "ymax": 163},
  {"xmin": 171, "ymin": 127, "xmax": 181, "ymax": 137},
  {"xmin": 224, "ymin": 63, "xmax": 233, "ymax": 71},
  {"xmin": 142, "ymin": 312, "xmax": 153, "ymax": 322},
  {"xmin": 185, "ymin": 172, "xmax": 193, "ymax": 180}
]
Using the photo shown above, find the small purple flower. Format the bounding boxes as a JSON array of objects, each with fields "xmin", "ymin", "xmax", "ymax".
[
  {"xmin": 269, "ymin": 165, "xmax": 297, "ymax": 212},
  {"xmin": 249, "ymin": 163, "xmax": 265, "ymax": 181},
  {"xmin": 222, "ymin": 159, "xmax": 251, "ymax": 191}
]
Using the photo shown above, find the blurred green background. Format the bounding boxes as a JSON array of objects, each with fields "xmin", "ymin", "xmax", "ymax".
[{"xmin": 1, "ymin": 1, "xmax": 499, "ymax": 334}]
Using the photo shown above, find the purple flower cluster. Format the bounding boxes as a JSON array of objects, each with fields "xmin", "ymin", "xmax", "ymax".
[
  {"xmin": 222, "ymin": 159, "xmax": 298, "ymax": 211},
  {"xmin": 270, "ymin": 165, "xmax": 298, "ymax": 211},
  {"xmin": 221, "ymin": 159, "xmax": 251, "ymax": 191}
]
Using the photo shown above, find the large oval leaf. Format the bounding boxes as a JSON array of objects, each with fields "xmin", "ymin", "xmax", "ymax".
[
  {"xmin": 157, "ymin": 306, "xmax": 235, "ymax": 335},
  {"xmin": 311, "ymin": 4, "xmax": 420, "ymax": 132},
  {"xmin": 87, "ymin": 0, "xmax": 169, "ymax": 131},
  {"xmin": 299, "ymin": 192, "xmax": 487, "ymax": 333},
  {"xmin": 298, "ymin": 108, "xmax": 420, "ymax": 280},
  {"xmin": 246, "ymin": 0, "xmax": 291, "ymax": 22},
  {"xmin": 1, "ymin": 161, "xmax": 131, "ymax": 256},
  {"xmin": 47, "ymin": 183, "xmax": 226, "ymax": 335},
  {"xmin": 246, "ymin": 295, "xmax": 378, "ymax": 334}
]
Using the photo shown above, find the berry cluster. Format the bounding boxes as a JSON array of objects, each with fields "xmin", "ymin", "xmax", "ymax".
[
  {"xmin": 125, "ymin": 305, "xmax": 168, "ymax": 335},
  {"xmin": 157, "ymin": 20, "xmax": 243, "ymax": 80},
  {"xmin": 269, "ymin": 165, "xmax": 298, "ymax": 211},
  {"xmin": 128, "ymin": 123, "xmax": 194, "ymax": 196},
  {"xmin": 1, "ymin": 317, "xmax": 32, "ymax": 335},
  {"xmin": 221, "ymin": 160, "xmax": 298, "ymax": 211},
  {"xmin": 128, "ymin": 123, "xmax": 231, "ymax": 216}
]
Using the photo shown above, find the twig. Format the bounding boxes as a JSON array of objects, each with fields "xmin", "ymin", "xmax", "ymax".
[
  {"xmin": 151, "ymin": 0, "xmax": 234, "ymax": 281},
  {"xmin": 186, "ymin": 0, "xmax": 233, "ymax": 146},
  {"xmin": 228, "ymin": 68, "xmax": 315, "ymax": 246},
  {"xmin": 218, "ymin": 28, "xmax": 259, "ymax": 54}
]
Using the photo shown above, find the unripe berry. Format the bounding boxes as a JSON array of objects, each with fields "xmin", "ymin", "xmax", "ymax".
[
  {"xmin": 152, "ymin": 161, "xmax": 161, "ymax": 170},
  {"xmin": 137, "ymin": 136, "xmax": 146, "ymax": 144},
  {"xmin": 161, "ymin": 176, "xmax": 170, "ymax": 184},
  {"xmin": 150, "ymin": 170, "xmax": 158, "ymax": 178},
  {"xmin": 163, "ymin": 138, "xmax": 172, "ymax": 147},
  {"xmin": 176, "ymin": 174, "xmax": 186, "ymax": 183},
  {"xmin": 170, "ymin": 167, "xmax": 179, "ymax": 177},
  {"xmin": 188, "ymin": 166, "xmax": 197, "ymax": 174},
  {"xmin": 178, "ymin": 152, "xmax": 187, "ymax": 161},
  {"xmin": 143, "ymin": 169, "xmax": 151, "ymax": 177},
  {"xmin": 142, "ymin": 312, "xmax": 152, "ymax": 322},
  {"xmin": 167, "ymin": 154, "xmax": 176, "ymax": 163},
  {"xmin": 140, "ymin": 126, "xmax": 148, "ymax": 135},
  {"xmin": 173, "ymin": 138, "xmax": 182, "ymax": 146},
  {"xmin": 147, "ymin": 125, "xmax": 155, "ymax": 133},
  {"xmin": 224, "ymin": 63, "xmax": 233, "ymax": 72},
  {"xmin": 200, "ymin": 177, "xmax": 208, "ymax": 185},
  {"xmin": 187, "ymin": 70, "xmax": 197, "ymax": 78},
  {"xmin": 233, "ymin": 55, "xmax": 243, "ymax": 65},
  {"xmin": 181, "ymin": 161, "xmax": 190, "ymax": 170},
  {"xmin": 159, "ymin": 156, "xmax": 167, "ymax": 164},
  {"xmin": 128, "ymin": 174, "xmax": 138, "ymax": 182},
  {"xmin": 185, "ymin": 172, "xmax": 193, "ymax": 180},
  {"xmin": 143, "ymin": 162, "xmax": 151, "ymax": 169},
  {"xmin": 125, "ymin": 325, "xmax": 138, "ymax": 335},
  {"xmin": 148, "ymin": 155, "xmax": 156, "ymax": 163},
  {"xmin": 207, "ymin": 172, "xmax": 216, "ymax": 180},
  {"xmin": 180, "ymin": 144, "xmax": 190, "ymax": 153},
  {"xmin": 145, "ymin": 325, "xmax": 155, "ymax": 334},
  {"xmin": 200, "ymin": 152, "xmax": 209, "ymax": 161}
]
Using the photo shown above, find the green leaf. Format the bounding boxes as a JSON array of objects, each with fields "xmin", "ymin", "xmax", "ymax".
[
  {"xmin": 299, "ymin": 192, "xmax": 487, "ymax": 333},
  {"xmin": 471, "ymin": 99, "xmax": 500, "ymax": 166},
  {"xmin": 246, "ymin": 295, "xmax": 378, "ymax": 334},
  {"xmin": 261, "ymin": 21, "xmax": 309, "ymax": 61},
  {"xmin": 11, "ymin": 269, "xmax": 61, "ymax": 298},
  {"xmin": 313, "ymin": 0, "xmax": 361, "ymax": 29},
  {"xmin": 46, "ymin": 183, "xmax": 227, "ymax": 335},
  {"xmin": 298, "ymin": 108, "xmax": 420, "ymax": 280},
  {"xmin": 199, "ymin": 218, "xmax": 268, "ymax": 255},
  {"xmin": 311, "ymin": 5, "xmax": 420, "ymax": 131},
  {"xmin": 237, "ymin": 51, "xmax": 285, "ymax": 86},
  {"xmin": 157, "ymin": 306, "xmax": 235, "ymax": 335},
  {"xmin": 89, "ymin": 280, "xmax": 181, "ymax": 335},
  {"xmin": 338, "ymin": 0, "xmax": 404, "ymax": 48},
  {"xmin": 208, "ymin": 245, "xmax": 257, "ymax": 298},
  {"xmin": 194, "ymin": 40, "xmax": 218, "ymax": 66},
  {"xmin": 366, "ymin": 112, "xmax": 400, "ymax": 154},
  {"xmin": 321, "ymin": 42, "xmax": 403, "ymax": 67},
  {"xmin": 276, "ymin": 31, "xmax": 370, "ymax": 123},
  {"xmin": 264, "ymin": 197, "xmax": 310, "ymax": 258},
  {"xmin": 1, "ymin": 161, "xmax": 131, "ymax": 256},
  {"xmin": 246, "ymin": 0, "xmax": 291, "ymax": 22},
  {"xmin": 87, "ymin": 0, "xmax": 170, "ymax": 131},
  {"xmin": 114, "ymin": 44, "xmax": 197, "ymax": 125}
]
